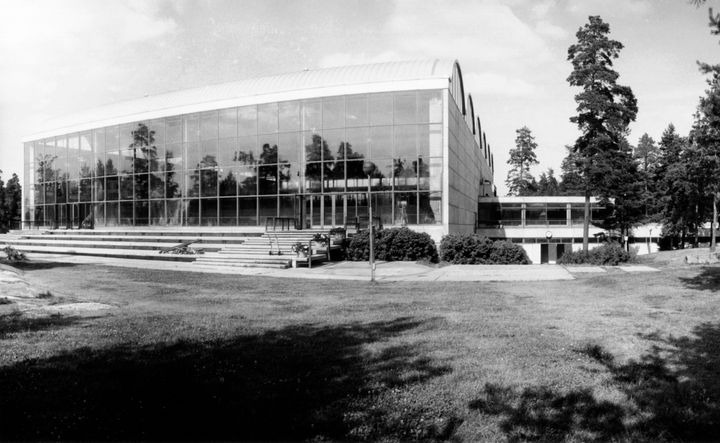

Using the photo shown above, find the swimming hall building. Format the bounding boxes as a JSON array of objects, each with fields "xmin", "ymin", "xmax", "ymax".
[{"xmin": 21, "ymin": 59, "xmax": 495, "ymax": 241}]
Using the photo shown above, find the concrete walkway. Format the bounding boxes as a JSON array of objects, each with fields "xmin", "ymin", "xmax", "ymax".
[{"xmin": 2, "ymin": 252, "xmax": 660, "ymax": 282}]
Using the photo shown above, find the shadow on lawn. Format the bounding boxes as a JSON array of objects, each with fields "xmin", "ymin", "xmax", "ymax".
[
  {"xmin": 470, "ymin": 323, "xmax": 720, "ymax": 441},
  {"xmin": 11, "ymin": 260, "xmax": 79, "ymax": 270},
  {"xmin": 0, "ymin": 311, "xmax": 82, "ymax": 339},
  {"xmin": 0, "ymin": 316, "xmax": 457, "ymax": 441},
  {"xmin": 679, "ymin": 266, "xmax": 720, "ymax": 291}
]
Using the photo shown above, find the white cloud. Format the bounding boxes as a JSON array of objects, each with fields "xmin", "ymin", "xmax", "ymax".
[
  {"xmin": 535, "ymin": 20, "xmax": 568, "ymax": 40},
  {"xmin": 464, "ymin": 72, "xmax": 537, "ymax": 97}
]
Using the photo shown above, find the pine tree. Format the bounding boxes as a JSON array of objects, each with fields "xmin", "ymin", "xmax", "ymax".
[
  {"xmin": 505, "ymin": 126, "xmax": 539, "ymax": 196},
  {"xmin": 558, "ymin": 146, "xmax": 585, "ymax": 195},
  {"xmin": 634, "ymin": 133, "xmax": 661, "ymax": 217},
  {"xmin": 567, "ymin": 16, "xmax": 638, "ymax": 251}
]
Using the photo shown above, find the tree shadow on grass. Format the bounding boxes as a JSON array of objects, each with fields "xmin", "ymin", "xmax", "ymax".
[
  {"xmin": 469, "ymin": 323, "xmax": 720, "ymax": 441},
  {"xmin": 0, "ymin": 311, "xmax": 82, "ymax": 339},
  {"xmin": 0, "ymin": 316, "xmax": 456, "ymax": 441},
  {"xmin": 11, "ymin": 260, "xmax": 79, "ymax": 270},
  {"xmin": 679, "ymin": 266, "xmax": 720, "ymax": 291}
]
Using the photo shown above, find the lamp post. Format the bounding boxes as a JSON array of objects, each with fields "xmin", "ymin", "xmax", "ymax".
[{"xmin": 363, "ymin": 161, "xmax": 375, "ymax": 282}]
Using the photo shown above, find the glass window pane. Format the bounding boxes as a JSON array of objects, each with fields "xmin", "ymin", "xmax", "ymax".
[
  {"xmin": 258, "ymin": 135, "xmax": 278, "ymax": 164},
  {"xmin": 237, "ymin": 135, "xmax": 258, "ymax": 164},
  {"xmin": 201, "ymin": 139, "xmax": 218, "ymax": 164},
  {"xmin": 147, "ymin": 120, "xmax": 165, "ymax": 146},
  {"xmin": 106, "ymin": 202, "xmax": 118, "ymax": 226},
  {"xmin": 119, "ymin": 123, "xmax": 135, "ymax": 148},
  {"xmin": 150, "ymin": 172, "xmax": 165, "ymax": 199},
  {"xmin": 218, "ymin": 138, "xmax": 237, "ymax": 167},
  {"xmin": 322, "ymin": 129, "xmax": 342, "ymax": 162},
  {"xmin": 93, "ymin": 128, "xmax": 106, "ymax": 152},
  {"xmin": 525, "ymin": 203, "xmax": 547, "ymax": 225},
  {"xmin": 238, "ymin": 197, "xmax": 257, "ymax": 225},
  {"xmin": 186, "ymin": 170, "xmax": 200, "ymax": 198},
  {"xmin": 119, "ymin": 149, "xmax": 134, "ymax": 174},
  {"xmin": 302, "ymin": 100, "xmax": 322, "ymax": 132},
  {"xmin": 135, "ymin": 200, "xmax": 149, "ymax": 226},
  {"xmin": 201, "ymin": 198, "xmax": 218, "ymax": 225},
  {"xmin": 279, "ymin": 101, "xmax": 300, "ymax": 132},
  {"xmin": 369, "ymin": 126, "xmax": 392, "ymax": 158},
  {"xmin": 151, "ymin": 200, "xmax": 165, "ymax": 225},
  {"xmin": 165, "ymin": 171, "xmax": 183, "ymax": 198},
  {"xmin": 201, "ymin": 169, "xmax": 218, "ymax": 197},
  {"xmin": 500, "ymin": 203, "xmax": 522, "ymax": 226},
  {"xmin": 219, "ymin": 197, "xmax": 237, "ymax": 225},
  {"xmin": 323, "ymin": 97, "xmax": 344, "ymax": 129},
  {"xmin": 183, "ymin": 114, "xmax": 200, "ymax": 143},
  {"xmin": 420, "ymin": 191, "xmax": 441, "ymax": 224},
  {"xmin": 219, "ymin": 167, "xmax": 238, "ymax": 196},
  {"xmin": 165, "ymin": 143, "xmax": 183, "ymax": 173},
  {"xmin": 200, "ymin": 111, "xmax": 218, "ymax": 140},
  {"xmin": 166, "ymin": 117, "xmax": 183, "ymax": 144},
  {"xmin": 120, "ymin": 175, "xmax": 133, "ymax": 200},
  {"xmin": 238, "ymin": 106, "xmax": 257, "ymax": 136},
  {"xmin": 278, "ymin": 132, "xmax": 300, "ymax": 164},
  {"xmin": 279, "ymin": 163, "xmax": 300, "ymax": 194},
  {"xmin": 186, "ymin": 199, "xmax": 199, "ymax": 225},
  {"xmin": 394, "ymin": 125, "xmax": 416, "ymax": 159},
  {"xmin": 547, "ymin": 205, "xmax": 567, "ymax": 225},
  {"xmin": 186, "ymin": 142, "xmax": 201, "ymax": 170},
  {"xmin": 258, "ymin": 103, "xmax": 278, "ymax": 134},
  {"xmin": 106, "ymin": 176, "xmax": 119, "ymax": 200},
  {"xmin": 259, "ymin": 196, "xmax": 277, "ymax": 221},
  {"xmin": 219, "ymin": 108, "xmax": 237, "ymax": 139},
  {"xmin": 345, "ymin": 127, "xmax": 369, "ymax": 159},
  {"xmin": 346, "ymin": 95, "xmax": 368, "ymax": 127},
  {"xmin": 237, "ymin": 166, "xmax": 257, "ymax": 195},
  {"xmin": 418, "ymin": 90, "xmax": 443, "ymax": 124},
  {"xmin": 258, "ymin": 164, "xmax": 277, "ymax": 194},
  {"xmin": 369, "ymin": 93, "xmax": 393, "ymax": 126},
  {"xmin": 394, "ymin": 92, "xmax": 417, "ymax": 124},
  {"xmin": 134, "ymin": 174, "xmax": 149, "ymax": 200},
  {"xmin": 304, "ymin": 132, "xmax": 324, "ymax": 163},
  {"xmin": 105, "ymin": 125, "xmax": 119, "ymax": 150}
]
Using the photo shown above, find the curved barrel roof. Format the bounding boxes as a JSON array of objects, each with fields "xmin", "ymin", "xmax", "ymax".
[{"xmin": 27, "ymin": 59, "xmax": 458, "ymax": 140}]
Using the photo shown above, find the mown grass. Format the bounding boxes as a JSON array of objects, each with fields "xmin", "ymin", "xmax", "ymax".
[{"xmin": 0, "ymin": 260, "xmax": 719, "ymax": 441}]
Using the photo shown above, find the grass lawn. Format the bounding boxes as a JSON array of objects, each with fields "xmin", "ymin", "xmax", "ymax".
[{"xmin": 1, "ymin": 257, "xmax": 719, "ymax": 441}]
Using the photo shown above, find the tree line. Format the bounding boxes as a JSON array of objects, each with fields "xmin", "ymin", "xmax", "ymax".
[
  {"xmin": 0, "ymin": 170, "xmax": 22, "ymax": 233},
  {"xmin": 506, "ymin": 8, "xmax": 720, "ymax": 252}
]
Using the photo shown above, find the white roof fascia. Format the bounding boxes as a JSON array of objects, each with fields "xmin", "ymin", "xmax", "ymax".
[{"xmin": 24, "ymin": 78, "xmax": 448, "ymax": 142}]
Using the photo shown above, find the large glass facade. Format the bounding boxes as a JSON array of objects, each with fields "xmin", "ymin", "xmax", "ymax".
[{"xmin": 24, "ymin": 90, "xmax": 444, "ymax": 228}]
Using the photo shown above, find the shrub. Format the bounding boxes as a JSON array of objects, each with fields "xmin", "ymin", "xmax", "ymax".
[
  {"xmin": 345, "ymin": 227, "xmax": 438, "ymax": 263},
  {"xmin": 439, "ymin": 234, "xmax": 529, "ymax": 264},
  {"xmin": 557, "ymin": 242, "xmax": 634, "ymax": 265},
  {"xmin": 488, "ymin": 240, "xmax": 531, "ymax": 264},
  {"xmin": 439, "ymin": 233, "xmax": 494, "ymax": 264},
  {"xmin": 2, "ymin": 246, "xmax": 26, "ymax": 263}
]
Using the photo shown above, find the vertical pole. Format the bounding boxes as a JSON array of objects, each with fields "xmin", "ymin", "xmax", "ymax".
[
  {"xmin": 712, "ymin": 193, "xmax": 717, "ymax": 253},
  {"xmin": 368, "ymin": 174, "xmax": 374, "ymax": 282}
]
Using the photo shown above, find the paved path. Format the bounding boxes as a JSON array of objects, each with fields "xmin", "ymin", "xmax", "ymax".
[{"xmin": 2, "ymin": 252, "xmax": 661, "ymax": 282}]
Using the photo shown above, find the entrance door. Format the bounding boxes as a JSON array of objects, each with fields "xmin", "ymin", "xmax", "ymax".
[{"xmin": 540, "ymin": 243, "xmax": 549, "ymax": 264}]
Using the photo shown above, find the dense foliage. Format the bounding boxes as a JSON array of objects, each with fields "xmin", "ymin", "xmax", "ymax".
[
  {"xmin": 345, "ymin": 227, "xmax": 438, "ymax": 263},
  {"xmin": 0, "ymin": 171, "xmax": 22, "ymax": 233},
  {"xmin": 557, "ymin": 242, "xmax": 634, "ymax": 265},
  {"xmin": 439, "ymin": 234, "xmax": 530, "ymax": 264}
]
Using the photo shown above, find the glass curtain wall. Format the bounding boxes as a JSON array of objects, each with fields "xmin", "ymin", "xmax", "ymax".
[{"xmin": 24, "ymin": 89, "xmax": 444, "ymax": 228}]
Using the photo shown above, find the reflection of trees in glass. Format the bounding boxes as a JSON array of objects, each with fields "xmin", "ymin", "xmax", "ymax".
[
  {"xmin": 164, "ymin": 148, "xmax": 180, "ymax": 198},
  {"xmin": 189, "ymin": 155, "xmax": 219, "ymax": 198},
  {"xmin": 304, "ymin": 134, "xmax": 334, "ymax": 181},
  {"xmin": 36, "ymin": 154, "xmax": 57, "ymax": 182},
  {"xmin": 219, "ymin": 170, "xmax": 238, "ymax": 196},
  {"xmin": 235, "ymin": 151, "xmax": 256, "ymax": 165},
  {"xmin": 129, "ymin": 123, "xmax": 161, "ymax": 200},
  {"xmin": 259, "ymin": 143, "xmax": 279, "ymax": 194}
]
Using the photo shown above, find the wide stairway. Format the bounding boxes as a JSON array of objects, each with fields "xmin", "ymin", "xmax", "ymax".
[
  {"xmin": 0, "ymin": 230, "xmax": 254, "ymax": 262},
  {"xmin": 193, "ymin": 229, "xmax": 338, "ymax": 269}
]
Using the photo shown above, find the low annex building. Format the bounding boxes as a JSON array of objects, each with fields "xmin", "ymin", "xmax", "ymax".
[{"xmin": 22, "ymin": 59, "xmax": 495, "ymax": 242}]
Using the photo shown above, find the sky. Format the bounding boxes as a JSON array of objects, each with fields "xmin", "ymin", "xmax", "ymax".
[{"xmin": 1, "ymin": 0, "xmax": 719, "ymax": 195}]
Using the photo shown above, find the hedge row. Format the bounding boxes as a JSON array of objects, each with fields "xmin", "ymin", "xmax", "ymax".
[
  {"xmin": 345, "ymin": 227, "xmax": 439, "ymax": 263},
  {"xmin": 344, "ymin": 229, "xmax": 530, "ymax": 264},
  {"xmin": 438, "ymin": 233, "xmax": 530, "ymax": 264},
  {"xmin": 556, "ymin": 242, "xmax": 634, "ymax": 265}
]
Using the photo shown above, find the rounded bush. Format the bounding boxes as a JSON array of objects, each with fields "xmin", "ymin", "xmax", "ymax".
[
  {"xmin": 439, "ymin": 234, "xmax": 529, "ymax": 264},
  {"xmin": 557, "ymin": 242, "xmax": 634, "ymax": 265},
  {"xmin": 345, "ymin": 227, "xmax": 438, "ymax": 263}
]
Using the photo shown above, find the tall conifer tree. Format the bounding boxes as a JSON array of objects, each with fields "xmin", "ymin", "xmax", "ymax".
[{"xmin": 567, "ymin": 16, "xmax": 638, "ymax": 251}]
